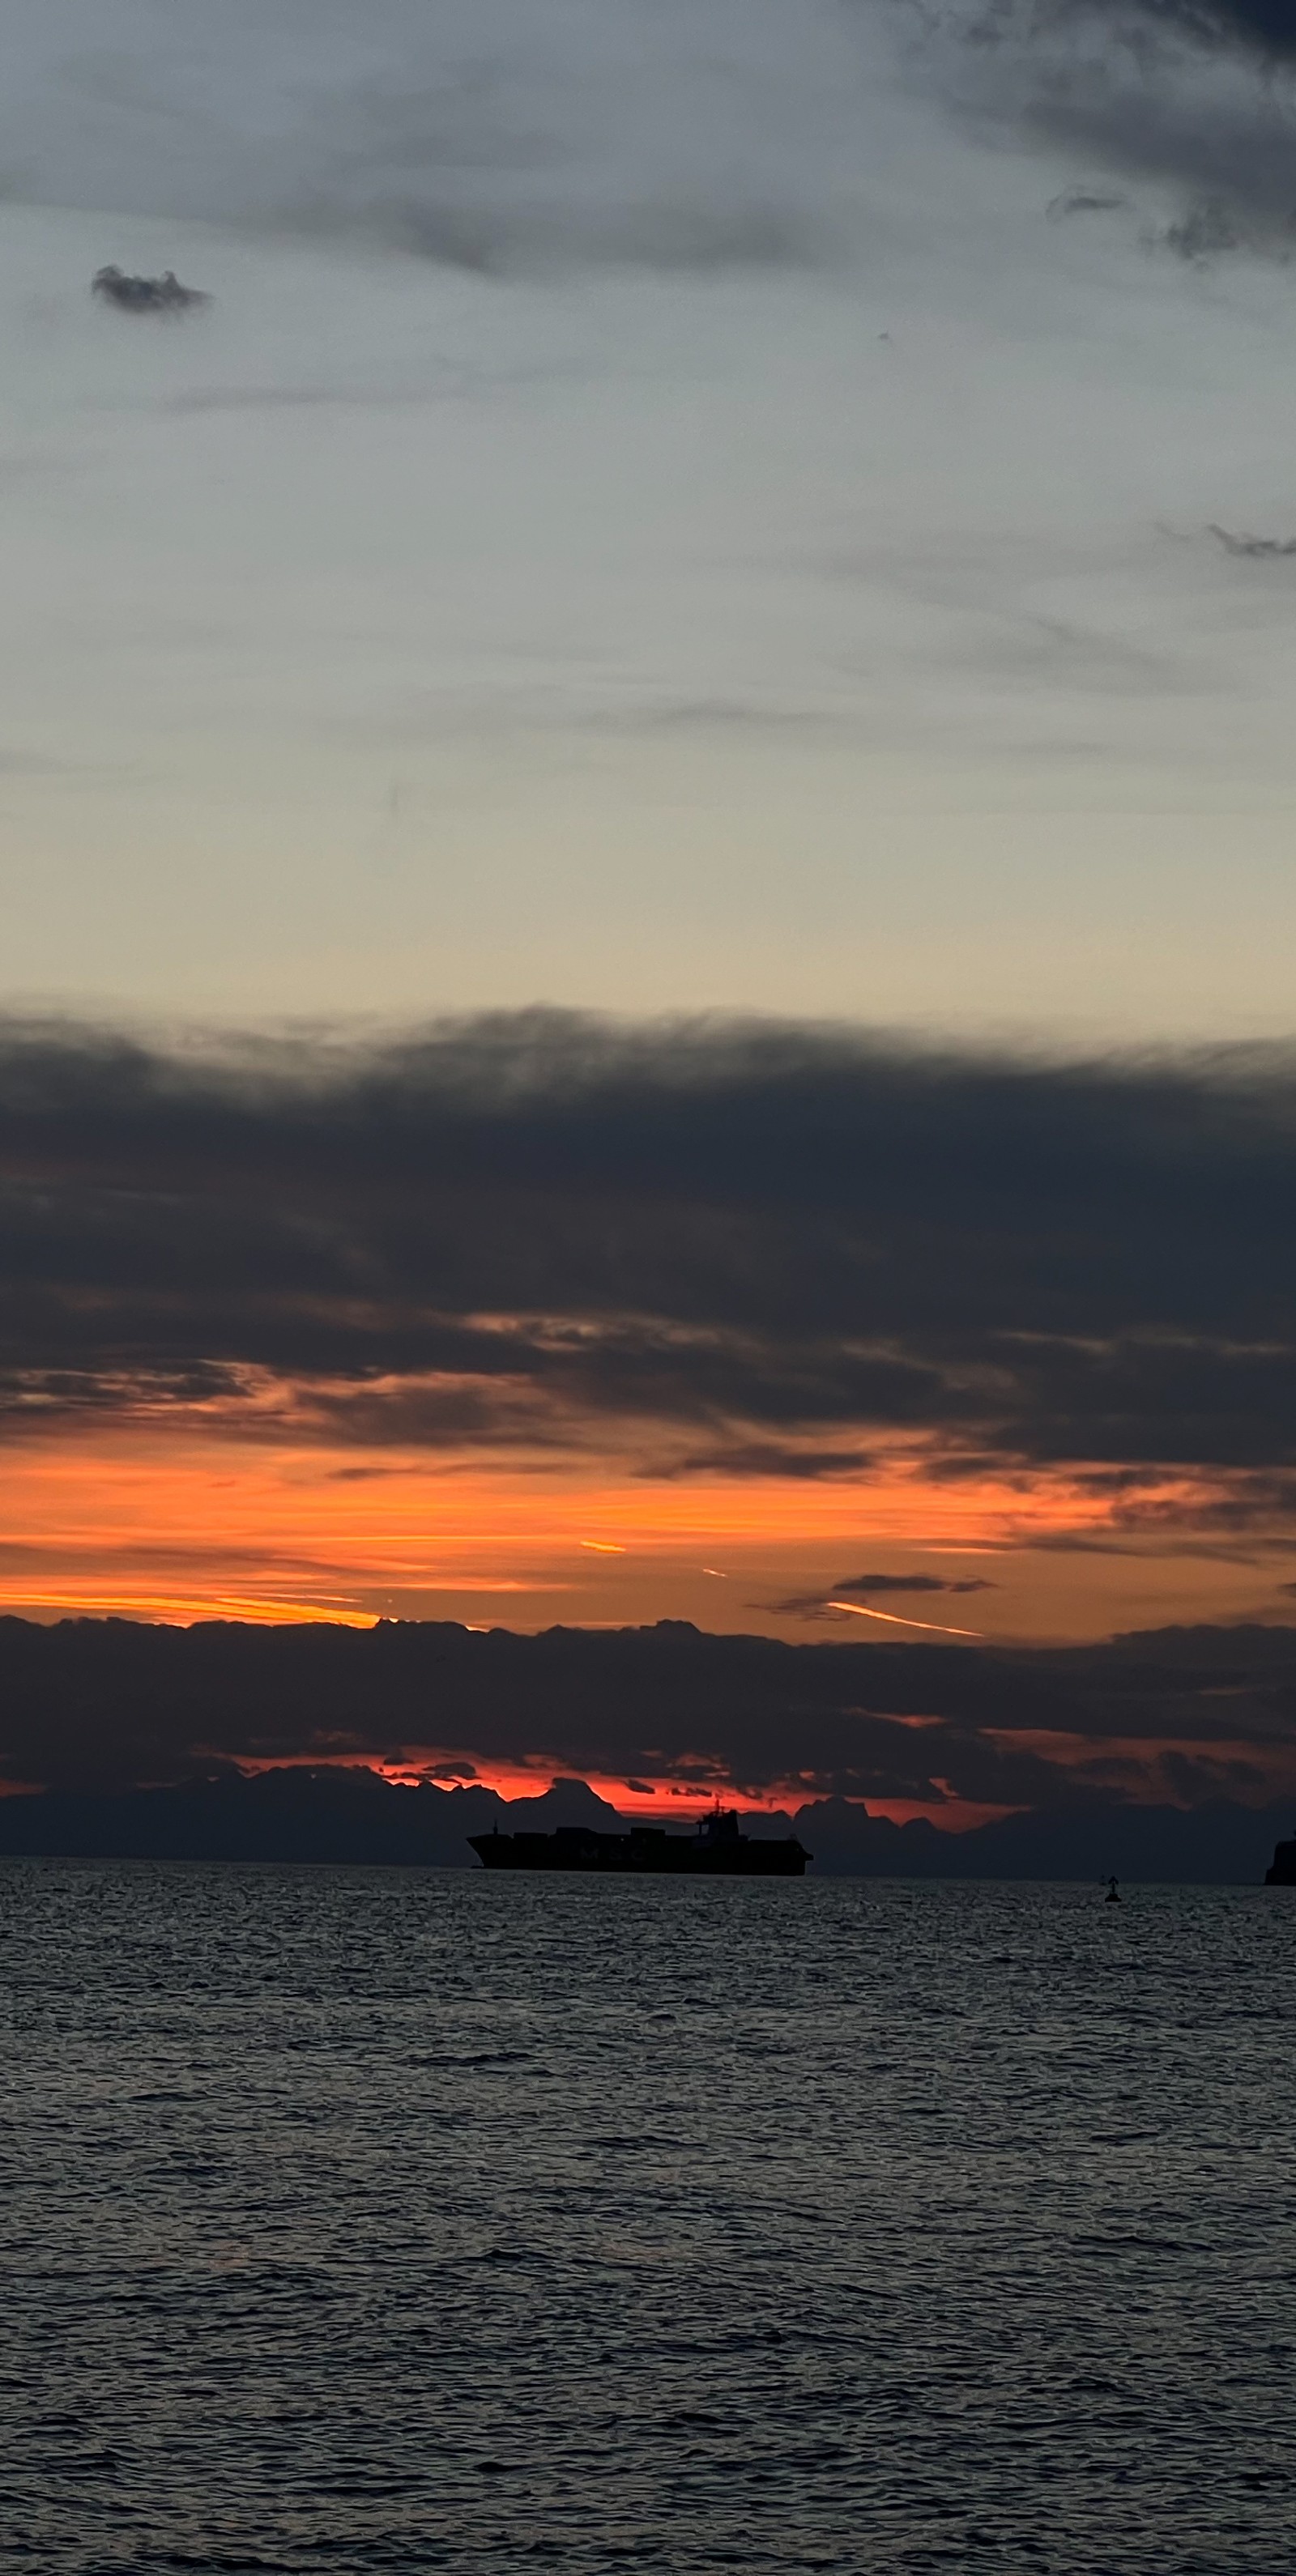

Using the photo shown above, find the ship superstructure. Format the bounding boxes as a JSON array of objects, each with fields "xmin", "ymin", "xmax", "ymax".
[{"xmin": 470, "ymin": 1804, "xmax": 809, "ymax": 1876}]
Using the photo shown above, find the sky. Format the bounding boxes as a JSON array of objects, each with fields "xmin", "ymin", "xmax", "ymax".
[
  {"xmin": 8, "ymin": 0, "xmax": 1296, "ymax": 1033},
  {"xmin": 5, "ymin": 0, "xmax": 1296, "ymax": 1814}
]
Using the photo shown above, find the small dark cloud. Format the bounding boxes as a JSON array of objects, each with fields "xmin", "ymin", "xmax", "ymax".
[
  {"xmin": 1210, "ymin": 523, "xmax": 1296, "ymax": 558},
  {"xmin": 832, "ymin": 1572, "xmax": 996, "ymax": 1596},
  {"xmin": 92, "ymin": 265, "xmax": 210, "ymax": 314},
  {"xmin": 765, "ymin": 1571, "xmax": 995, "ymax": 1617},
  {"xmin": 1046, "ymin": 186, "xmax": 1128, "ymax": 219},
  {"xmin": 1162, "ymin": 198, "xmax": 1247, "ymax": 258}
]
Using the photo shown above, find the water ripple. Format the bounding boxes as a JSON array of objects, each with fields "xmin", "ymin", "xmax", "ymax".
[{"xmin": 2, "ymin": 1867, "xmax": 1294, "ymax": 2570}]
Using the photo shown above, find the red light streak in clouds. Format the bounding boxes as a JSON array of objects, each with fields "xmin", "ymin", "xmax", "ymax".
[{"xmin": 242, "ymin": 1754, "xmax": 1014, "ymax": 1832}]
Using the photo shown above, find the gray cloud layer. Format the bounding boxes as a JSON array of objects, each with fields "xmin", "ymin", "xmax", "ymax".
[
  {"xmin": 1, "ymin": 1010, "xmax": 1294, "ymax": 1488},
  {"xmin": 5, "ymin": 0, "xmax": 876, "ymax": 274},
  {"xmin": 2, "ymin": 1609, "xmax": 1294, "ymax": 1807},
  {"xmin": 950, "ymin": 0, "xmax": 1296, "ymax": 252},
  {"xmin": 12, "ymin": 0, "xmax": 1296, "ymax": 285}
]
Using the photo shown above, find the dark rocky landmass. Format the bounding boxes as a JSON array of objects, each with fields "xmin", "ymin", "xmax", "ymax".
[
  {"xmin": 0, "ymin": 1765, "xmax": 1288, "ymax": 1883},
  {"xmin": 1, "ymin": 1612, "xmax": 1294, "ymax": 1880}
]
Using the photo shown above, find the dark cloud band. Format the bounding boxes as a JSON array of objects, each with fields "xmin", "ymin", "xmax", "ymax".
[
  {"xmin": 0, "ymin": 1010, "xmax": 1294, "ymax": 1480},
  {"xmin": 950, "ymin": 0, "xmax": 1296, "ymax": 253},
  {"xmin": 2, "ymin": 1610, "xmax": 1295, "ymax": 1804}
]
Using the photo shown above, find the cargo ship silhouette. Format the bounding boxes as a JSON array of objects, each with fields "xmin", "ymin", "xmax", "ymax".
[{"xmin": 470, "ymin": 1804, "xmax": 810, "ymax": 1875}]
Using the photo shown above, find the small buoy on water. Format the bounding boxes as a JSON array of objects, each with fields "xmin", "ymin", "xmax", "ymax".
[{"xmin": 1105, "ymin": 1875, "xmax": 1120, "ymax": 1903}]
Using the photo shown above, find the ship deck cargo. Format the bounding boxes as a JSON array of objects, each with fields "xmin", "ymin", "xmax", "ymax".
[{"xmin": 470, "ymin": 1807, "xmax": 809, "ymax": 1876}]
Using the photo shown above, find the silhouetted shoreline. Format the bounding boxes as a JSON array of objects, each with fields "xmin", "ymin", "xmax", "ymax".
[
  {"xmin": 3, "ymin": 1615, "xmax": 1294, "ymax": 1881},
  {"xmin": 0, "ymin": 1765, "xmax": 1288, "ymax": 1882}
]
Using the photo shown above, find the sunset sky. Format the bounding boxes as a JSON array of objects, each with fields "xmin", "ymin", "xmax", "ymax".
[{"xmin": 6, "ymin": 0, "xmax": 1296, "ymax": 1816}]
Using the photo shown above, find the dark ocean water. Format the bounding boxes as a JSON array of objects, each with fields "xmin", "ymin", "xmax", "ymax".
[{"xmin": 2, "ymin": 1866, "xmax": 1294, "ymax": 2574}]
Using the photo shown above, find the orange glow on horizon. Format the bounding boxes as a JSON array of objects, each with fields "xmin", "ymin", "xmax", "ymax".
[
  {"xmin": 229, "ymin": 1752, "xmax": 1016, "ymax": 1832},
  {"xmin": 0, "ymin": 1416, "xmax": 1283, "ymax": 1654}
]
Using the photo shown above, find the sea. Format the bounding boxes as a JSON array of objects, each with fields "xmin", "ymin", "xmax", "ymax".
[{"xmin": 2, "ymin": 1865, "xmax": 1293, "ymax": 2574}]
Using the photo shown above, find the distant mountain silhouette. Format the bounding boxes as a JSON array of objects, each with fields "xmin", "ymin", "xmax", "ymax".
[
  {"xmin": 791, "ymin": 1793, "xmax": 1293, "ymax": 1885},
  {"xmin": 2, "ymin": 1612, "xmax": 1294, "ymax": 1880},
  {"xmin": 0, "ymin": 1769, "xmax": 629, "ymax": 1869},
  {"xmin": 0, "ymin": 1764, "xmax": 1288, "ymax": 1882}
]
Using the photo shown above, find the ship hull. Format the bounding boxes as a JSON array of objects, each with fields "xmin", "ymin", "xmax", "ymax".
[{"xmin": 470, "ymin": 1829, "xmax": 808, "ymax": 1876}]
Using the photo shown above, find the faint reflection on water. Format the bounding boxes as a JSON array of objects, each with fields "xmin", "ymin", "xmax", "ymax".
[{"xmin": 1, "ymin": 1864, "xmax": 1294, "ymax": 2572}]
